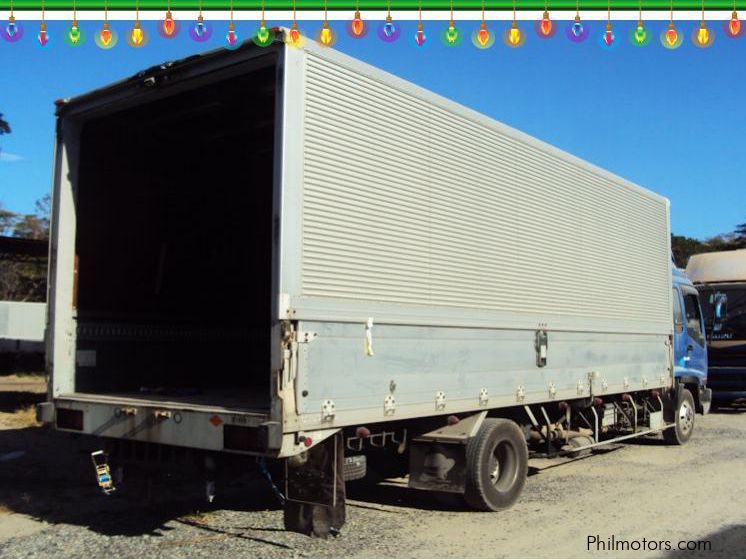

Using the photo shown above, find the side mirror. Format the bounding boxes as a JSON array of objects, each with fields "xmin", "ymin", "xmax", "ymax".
[
  {"xmin": 712, "ymin": 292, "xmax": 727, "ymax": 333},
  {"xmin": 714, "ymin": 293, "xmax": 727, "ymax": 320}
]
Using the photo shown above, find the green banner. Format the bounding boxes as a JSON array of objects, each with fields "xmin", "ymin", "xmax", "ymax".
[{"xmin": 0, "ymin": 0, "xmax": 738, "ymax": 10}]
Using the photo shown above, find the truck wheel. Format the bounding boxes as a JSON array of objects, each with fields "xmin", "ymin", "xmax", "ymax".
[
  {"xmin": 663, "ymin": 388, "xmax": 695, "ymax": 445},
  {"xmin": 464, "ymin": 418, "xmax": 528, "ymax": 512}
]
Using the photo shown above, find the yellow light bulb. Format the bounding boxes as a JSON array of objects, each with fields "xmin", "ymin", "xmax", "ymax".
[
  {"xmin": 131, "ymin": 21, "xmax": 143, "ymax": 45},
  {"xmin": 320, "ymin": 21, "xmax": 332, "ymax": 45},
  {"xmin": 508, "ymin": 21, "xmax": 521, "ymax": 45},
  {"xmin": 697, "ymin": 20, "xmax": 709, "ymax": 45}
]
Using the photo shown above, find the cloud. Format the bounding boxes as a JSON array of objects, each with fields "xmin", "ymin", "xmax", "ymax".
[{"xmin": 0, "ymin": 152, "xmax": 24, "ymax": 162}]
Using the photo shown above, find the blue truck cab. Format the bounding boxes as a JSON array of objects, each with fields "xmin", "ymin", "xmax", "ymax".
[{"xmin": 672, "ymin": 267, "xmax": 712, "ymax": 414}]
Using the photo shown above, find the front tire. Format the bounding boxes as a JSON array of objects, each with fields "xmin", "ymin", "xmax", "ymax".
[
  {"xmin": 464, "ymin": 418, "xmax": 528, "ymax": 512},
  {"xmin": 663, "ymin": 388, "xmax": 695, "ymax": 445}
]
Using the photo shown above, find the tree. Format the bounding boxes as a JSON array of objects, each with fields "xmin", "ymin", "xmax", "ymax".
[
  {"xmin": 0, "ymin": 113, "xmax": 10, "ymax": 136},
  {"xmin": 0, "ymin": 112, "xmax": 9, "ymax": 159},
  {"xmin": 735, "ymin": 221, "xmax": 746, "ymax": 249},
  {"xmin": 11, "ymin": 194, "xmax": 50, "ymax": 240},
  {"xmin": 671, "ymin": 235, "xmax": 706, "ymax": 268}
]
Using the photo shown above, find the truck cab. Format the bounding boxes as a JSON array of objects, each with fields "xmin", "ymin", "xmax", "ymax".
[
  {"xmin": 687, "ymin": 249, "xmax": 746, "ymax": 404},
  {"xmin": 672, "ymin": 267, "xmax": 711, "ymax": 413}
]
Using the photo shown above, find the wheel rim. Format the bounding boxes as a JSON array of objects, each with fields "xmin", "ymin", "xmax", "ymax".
[
  {"xmin": 678, "ymin": 400, "xmax": 694, "ymax": 434},
  {"xmin": 488, "ymin": 440, "xmax": 518, "ymax": 492}
]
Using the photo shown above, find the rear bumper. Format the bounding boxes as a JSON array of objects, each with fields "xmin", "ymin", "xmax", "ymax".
[
  {"xmin": 40, "ymin": 396, "xmax": 280, "ymax": 456},
  {"xmin": 707, "ymin": 367, "xmax": 746, "ymax": 400}
]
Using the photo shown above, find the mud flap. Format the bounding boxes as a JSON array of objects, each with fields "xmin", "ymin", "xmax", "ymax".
[{"xmin": 284, "ymin": 432, "xmax": 346, "ymax": 538}]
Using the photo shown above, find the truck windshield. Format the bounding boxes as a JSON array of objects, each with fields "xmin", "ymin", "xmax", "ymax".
[{"xmin": 698, "ymin": 284, "xmax": 746, "ymax": 341}]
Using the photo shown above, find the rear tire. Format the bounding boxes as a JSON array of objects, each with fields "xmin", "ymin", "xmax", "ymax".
[
  {"xmin": 663, "ymin": 388, "xmax": 695, "ymax": 445},
  {"xmin": 464, "ymin": 418, "xmax": 528, "ymax": 512}
]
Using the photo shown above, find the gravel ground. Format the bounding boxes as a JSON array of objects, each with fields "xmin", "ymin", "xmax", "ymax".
[{"xmin": 1, "ymin": 396, "xmax": 745, "ymax": 558}]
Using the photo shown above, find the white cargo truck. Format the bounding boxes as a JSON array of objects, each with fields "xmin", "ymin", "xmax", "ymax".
[{"xmin": 40, "ymin": 31, "xmax": 693, "ymax": 536}]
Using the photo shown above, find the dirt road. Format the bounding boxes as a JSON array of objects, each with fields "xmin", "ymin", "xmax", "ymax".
[{"xmin": 0, "ymin": 384, "xmax": 744, "ymax": 558}]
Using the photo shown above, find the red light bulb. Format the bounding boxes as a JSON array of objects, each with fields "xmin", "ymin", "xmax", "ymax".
[
  {"xmin": 477, "ymin": 21, "xmax": 489, "ymax": 46},
  {"xmin": 227, "ymin": 21, "xmax": 237, "ymax": 46},
  {"xmin": 540, "ymin": 10, "xmax": 552, "ymax": 36},
  {"xmin": 100, "ymin": 21, "xmax": 112, "ymax": 45},
  {"xmin": 729, "ymin": 11, "xmax": 741, "ymax": 36},
  {"xmin": 289, "ymin": 21, "xmax": 301, "ymax": 46},
  {"xmin": 603, "ymin": 22, "xmax": 614, "ymax": 46},
  {"xmin": 38, "ymin": 21, "xmax": 48, "ymax": 46},
  {"xmin": 351, "ymin": 10, "xmax": 364, "ymax": 36},
  {"xmin": 163, "ymin": 11, "xmax": 175, "ymax": 36},
  {"xmin": 415, "ymin": 21, "xmax": 426, "ymax": 46},
  {"xmin": 666, "ymin": 22, "xmax": 678, "ymax": 46}
]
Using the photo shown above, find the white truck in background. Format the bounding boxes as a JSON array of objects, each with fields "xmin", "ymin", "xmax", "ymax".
[{"xmin": 40, "ymin": 31, "xmax": 692, "ymax": 536}]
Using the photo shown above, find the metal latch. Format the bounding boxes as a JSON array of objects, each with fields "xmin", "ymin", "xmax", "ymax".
[
  {"xmin": 322, "ymin": 399, "xmax": 336, "ymax": 421},
  {"xmin": 297, "ymin": 331, "xmax": 318, "ymax": 343},
  {"xmin": 435, "ymin": 391, "xmax": 446, "ymax": 410},
  {"xmin": 535, "ymin": 330, "xmax": 548, "ymax": 367},
  {"xmin": 365, "ymin": 318, "xmax": 374, "ymax": 357},
  {"xmin": 384, "ymin": 394, "xmax": 396, "ymax": 415}
]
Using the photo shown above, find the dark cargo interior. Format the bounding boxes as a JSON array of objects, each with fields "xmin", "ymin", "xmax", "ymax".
[{"xmin": 73, "ymin": 60, "xmax": 277, "ymax": 410}]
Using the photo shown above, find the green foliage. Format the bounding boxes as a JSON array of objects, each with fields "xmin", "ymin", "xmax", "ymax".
[
  {"xmin": 0, "ymin": 195, "xmax": 50, "ymax": 302},
  {"xmin": 0, "ymin": 195, "xmax": 50, "ymax": 240},
  {"xmin": 671, "ymin": 225, "xmax": 745, "ymax": 269}
]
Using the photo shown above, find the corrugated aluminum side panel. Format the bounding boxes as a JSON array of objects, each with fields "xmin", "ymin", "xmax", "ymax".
[{"xmin": 298, "ymin": 50, "xmax": 670, "ymax": 334}]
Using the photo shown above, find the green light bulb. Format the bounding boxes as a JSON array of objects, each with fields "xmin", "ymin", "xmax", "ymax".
[
  {"xmin": 634, "ymin": 21, "xmax": 647, "ymax": 44},
  {"xmin": 257, "ymin": 22, "xmax": 270, "ymax": 44},
  {"xmin": 445, "ymin": 22, "xmax": 459, "ymax": 45},
  {"xmin": 69, "ymin": 22, "xmax": 81, "ymax": 44}
]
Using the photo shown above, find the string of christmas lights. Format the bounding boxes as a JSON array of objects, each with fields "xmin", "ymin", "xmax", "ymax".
[{"xmin": 3, "ymin": 0, "xmax": 744, "ymax": 48}]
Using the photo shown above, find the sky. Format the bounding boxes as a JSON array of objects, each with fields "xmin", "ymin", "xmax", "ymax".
[{"xmin": 0, "ymin": 17, "xmax": 745, "ymax": 239}]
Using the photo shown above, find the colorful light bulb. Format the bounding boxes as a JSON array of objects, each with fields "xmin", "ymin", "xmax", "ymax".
[
  {"xmin": 227, "ymin": 21, "xmax": 237, "ymax": 46},
  {"xmin": 68, "ymin": 21, "xmax": 81, "ymax": 44},
  {"xmin": 572, "ymin": 15, "xmax": 583, "ymax": 37},
  {"xmin": 6, "ymin": 15, "xmax": 17, "ymax": 37},
  {"xmin": 634, "ymin": 20, "xmax": 647, "ymax": 44},
  {"xmin": 445, "ymin": 21, "xmax": 459, "ymax": 45},
  {"xmin": 38, "ymin": 21, "xmax": 48, "ymax": 46},
  {"xmin": 351, "ymin": 10, "xmax": 364, "ymax": 36},
  {"xmin": 666, "ymin": 21, "xmax": 678, "ymax": 46},
  {"xmin": 195, "ymin": 15, "xmax": 206, "ymax": 37},
  {"xmin": 383, "ymin": 14, "xmax": 395, "ymax": 37},
  {"xmin": 415, "ymin": 21, "xmax": 426, "ymax": 46},
  {"xmin": 288, "ymin": 21, "xmax": 301, "ymax": 46},
  {"xmin": 162, "ymin": 10, "xmax": 175, "ymax": 36},
  {"xmin": 131, "ymin": 21, "xmax": 143, "ymax": 45},
  {"xmin": 697, "ymin": 20, "xmax": 709, "ymax": 45},
  {"xmin": 729, "ymin": 11, "xmax": 740, "ymax": 36},
  {"xmin": 477, "ymin": 21, "xmax": 490, "ymax": 46},
  {"xmin": 508, "ymin": 21, "xmax": 521, "ymax": 45},
  {"xmin": 100, "ymin": 21, "xmax": 112, "ymax": 45},
  {"xmin": 256, "ymin": 21, "xmax": 270, "ymax": 43},
  {"xmin": 540, "ymin": 10, "xmax": 552, "ymax": 36},
  {"xmin": 603, "ymin": 21, "xmax": 614, "ymax": 46},
  {"xmin": 320, "ymin": 20, "xmax": 332, "ymax": 45}
]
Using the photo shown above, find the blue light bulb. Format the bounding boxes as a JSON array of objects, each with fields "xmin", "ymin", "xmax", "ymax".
[
  {"xmin": 384, "ymin": 21, "xmax": 395, "ymax": 37},
  {"xmin": 6, "ymin": 20, "xmax": 17, "ymax": 37},
  {"xmin": 195, "ymin": 17, "xmax": 205, "ymax": 37},
  {"xmin": 572, "ymin": 20, "xmax": 583, "ymax": 37}
]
